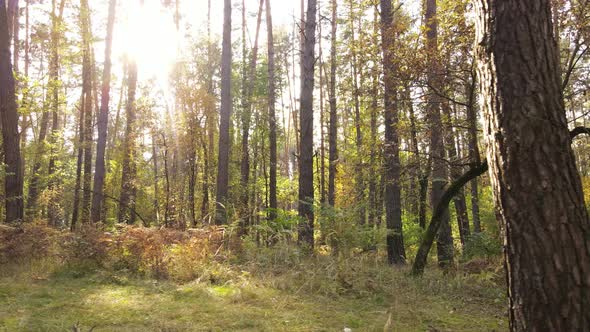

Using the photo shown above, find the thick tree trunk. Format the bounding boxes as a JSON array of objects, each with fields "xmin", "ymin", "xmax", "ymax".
[
  {"xmin": 475, "ymin": 0, "xmax": 590, "ymax": 329},
  {"xmin": 266, "ymin": 0, "xmax": 277, "ymax": 221},
  {"xmin": 298, "ymin": 0, "xmax": 317, "ymax": 249},
  {"xmin": 215, "ymin": 0, "xmax": 232, "ymax": 225},
  {"xmin": 0, "ymin": 0, "xmax": 23, "ymax": 223},
  {"xmin": 425, "ymin": 0, "xmax": 453, "ymax": 268},
  {"xmin": 380, "ymin": 0, "xmax": 405, "ymax": 265},
  {"xmin": 118, "ymin": 60, "xmax": 138, "ymax": 225},
  {"xmin": 91, "ymin": 0, "xmax": 117, "ymax": 223}
]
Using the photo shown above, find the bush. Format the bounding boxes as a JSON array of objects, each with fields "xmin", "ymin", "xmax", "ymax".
[{"xmin": 462, "ymin": 232, "xmax": 502, "ymax": 260}]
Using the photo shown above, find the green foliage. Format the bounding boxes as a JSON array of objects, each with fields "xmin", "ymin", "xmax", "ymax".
[{"xmin": 462, "ymin": 232, "xmax": 503, "ymax": 261}]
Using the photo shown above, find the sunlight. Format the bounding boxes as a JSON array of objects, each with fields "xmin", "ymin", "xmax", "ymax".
[{"xmin": 115, "ymin": 0, "xmax": 179, "ymax": 86}]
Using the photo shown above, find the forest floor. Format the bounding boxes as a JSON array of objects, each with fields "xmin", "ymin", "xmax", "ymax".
[{"xmin": 0, "ymin": 259, "xmax": 507, "ymax": 331}]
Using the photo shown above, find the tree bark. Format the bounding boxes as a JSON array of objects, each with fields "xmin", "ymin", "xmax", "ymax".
[
  {"xmin": 0, "ymin": 0, "xmax": 23, "ymax": 223},
  {"xmin": 380, "ymin": 0, "xmax": 406, "ymax": 265},
  {"xmin": 91, "ymin": 0, "xmax": 117, "ymax": 223},
  {"xmin": 215, "ymin": 0, "xmax": 232, "ymax": 225},
  {"xmin": 298, "ymin": 0, "xmax": 317, "ymax": 249},
  {"xmin": 465, "ymin": 66, "xmax": 481, "ymax": 233},
  {"xmin": 474, "ymin": 0, "xmax": 590, "ymax": 329}
]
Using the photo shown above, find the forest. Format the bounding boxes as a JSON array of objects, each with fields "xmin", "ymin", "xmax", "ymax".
[{"xmin": 0, "ymin": 0, "xmax": 589, "ymax": 330}]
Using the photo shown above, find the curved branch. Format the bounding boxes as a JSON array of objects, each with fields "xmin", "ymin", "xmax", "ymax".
[
  {"xmin": 411, "ymin": 161, "xmax": 488, "ymax": 276},
  {"xmin": 411, "ymin": 127, "xmax": 589, "ymax": 276},
  {"xmin": 570, "ymin": 126, "xmax": 590, "ymax": 139}
]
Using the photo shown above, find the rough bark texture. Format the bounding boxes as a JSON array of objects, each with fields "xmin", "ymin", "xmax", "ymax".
[
  {"xmin": 380, "ymin": 0, "xmax": 405, "ymax": 265},
  {"xmin": 91, "ymin": 0, "xmax": 116, "ymax": 223},
  {"xmin": 266, "ymin": 0, "xmax": 277, "ymax": 221},
  {"xmin": 118, "ymin": 61, "xmax": 138, "ymax": 225},
  {"xmin": 298, "ymin": 0, "xmax": 317, "ymax": 249},
  {"xmin": 425, "ymin": 0, "xmax": 453, "ymax": 268},
  {"xmin": 0, "ymin": 0, "xmax": 23, "ymax": 223},
  {"xmin": 474, "ymin": 0, "xmax": 590, "ymax": 330},
  {"xmin": 215, "ymin": 0, "xmax": 232, "ymax": 225}
]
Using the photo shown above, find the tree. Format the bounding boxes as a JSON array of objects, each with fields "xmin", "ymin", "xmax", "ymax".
[
  {"xmin": 474, "ymin": 0, "xmax": 590, "ymax": 329},
  {"xmin": 215, "ymin": 0, "xmax": 232, "ymax": 225},
  {"xmin": 239, "ymin": 0, "xmax": 264, "ymax": 228},
  {"xmin": 380, "ymin": 0, "xmax": 405, "ymax": 265},
  {"xmin": 0, "ymin": 0, "xmax": 24, "ymax": 223},
  {"xmin": 266, "ymin": 0, "xmax": 277, "ymax": 221},
  {"xmin": 327, "ymin": 0, "xmax": 337, "ymax": 209},
  {"xmin": 425, "ymin": 0, "xmax": 453, "ymax": 268},
  {"xmin": 118, "ymin": 60, "xmax": 138, "ymax": 225},
  {"xmin": 298, "ymin": 0, "xmax": 317, "ymax": 249},
  {"xmin": 91, "ymin": 0, "xmax": 117, "ymax": 223}
]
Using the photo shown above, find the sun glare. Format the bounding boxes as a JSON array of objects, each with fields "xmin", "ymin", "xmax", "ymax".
[{"xmin": 115, "ymin": 0, "xmax": 179, "ymax": 86}]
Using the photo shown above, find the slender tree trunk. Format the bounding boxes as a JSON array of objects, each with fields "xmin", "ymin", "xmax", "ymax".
[
  {"xmin": 80, "ymin": 0, "xmax": 93, "ymax": 224},
  {"xmin": 152, "ymin": 130, "xmax": 160, "ymax": 225},
  {"xmin": 380, "ymin": 0, "xmax": 405, "ymax": 265},
  {"xmin": 349, "ymin": 0, "xmax": 365, "ymax": 225},
  {"xmin": 118, "ymin": 60, "xmax": 138, "ymax": 225},
  {"xmin": 0, "ymin": 0, "xmax": 23, "ymax": 223},
  {"xmin": 71, "ymin": 90, "xmax": 85, "ymax": 230},
  {"xmin": 465, "ymin": 66, "xmax": 481, "ymax": 233},
  {"xmin": 442, "ymin": 100, "xmax": 470, "ymax": 247},
  {"xmin": 425, "ymin": 0, "xmax": 453, "ymax": 268},
  {"xmin": 298, "ymin": 0, "xmax": 317, "ymax": 249},
  {"xmin": 46, "ymin": 0, "xmax": 65, "ymax": 226},
  {"xmin": 91, "ymin": 0, "xmax": 117, "ymax": 223},
  {"xmin": 215, "ymin": 0, "xmax": 232, "ymax": 225},
  {"xmin": 327, "ymin": 0, "xmax": 337, "ymax": 208},
  {"xmin": 266, "ymin": 0, "xmax": 277, "ymax": 221},
  {"xmin": 475, "ymin": 0, "xmax": 590, "ymax": 329},
  {"xmin": 240, "ymin": 0, "xmax": 264, "ymax": 229}
]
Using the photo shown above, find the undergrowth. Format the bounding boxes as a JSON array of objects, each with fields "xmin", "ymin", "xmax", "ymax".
[{"xmin": 0, "ymin": 222, "xmax": 508, "ymax": 331}]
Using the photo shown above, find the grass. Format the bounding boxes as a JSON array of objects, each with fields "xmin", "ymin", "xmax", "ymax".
[{"xmin": 0, "ymin": 258, "xmax": 508, "ymax": 331}]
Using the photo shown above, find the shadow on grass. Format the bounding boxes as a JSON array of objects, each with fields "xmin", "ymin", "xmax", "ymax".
[{"xmin": 0, "ymin": 261, "xmax": 507, "ymax": 331}]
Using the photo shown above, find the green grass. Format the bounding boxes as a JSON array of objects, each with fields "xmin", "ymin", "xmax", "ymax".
[{"xmin": 0, "ymin": 259, "xmax": 507, "ymax": 332}]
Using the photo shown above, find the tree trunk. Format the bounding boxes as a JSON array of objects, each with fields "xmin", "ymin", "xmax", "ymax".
[
  {"xmin": 118, "ymin": 60, "xmax": 138, "ymax": 225},
  {"xmin": 425, "ymin": 0, "xmax": 453, "ymax": 268},
  {"xmin": 380, "ymin": 0, "xmax": 405, "ymax": 265},
  {"xmin": 327, "ymin": 0, "xmax": 337, "ymax": 209},
  {"xmin": 0, "ymin": 0, "xmax": 23, "ymax": 223},
  {"xmin": 91, "ymin": 0, "xmax": 117, "ymax": 223},
  {"xmin": 239, "ymin": 0, "xmax": 264, "ymax": 229},
  {"xmin": 475, "ymin": 0, "xmax": 590, "ymax": 329},
  {"xmin": 80, "ymin": 0, "xmax": 93, "ymax": 224},
  {"xmin": 215, "ymin": 0, "xmax": 232, "ymax": 225},
  {"xmin": 266, "ymin": 0, "xmax": 277, "ymax": 221},
  {"xmin": 298, "ymin": 0, "xmax": 317, "ymax": 249},
  {"xmin": 349, "ymin": 0, "xmax": 365, "ymax": 226},
  {"xmin": 465, "ymin": 66, "xmax": 481, "ymax": 233},
  {"xmin": 442, "ymin": 100, "xmax": 470, "ymax": 247}
]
